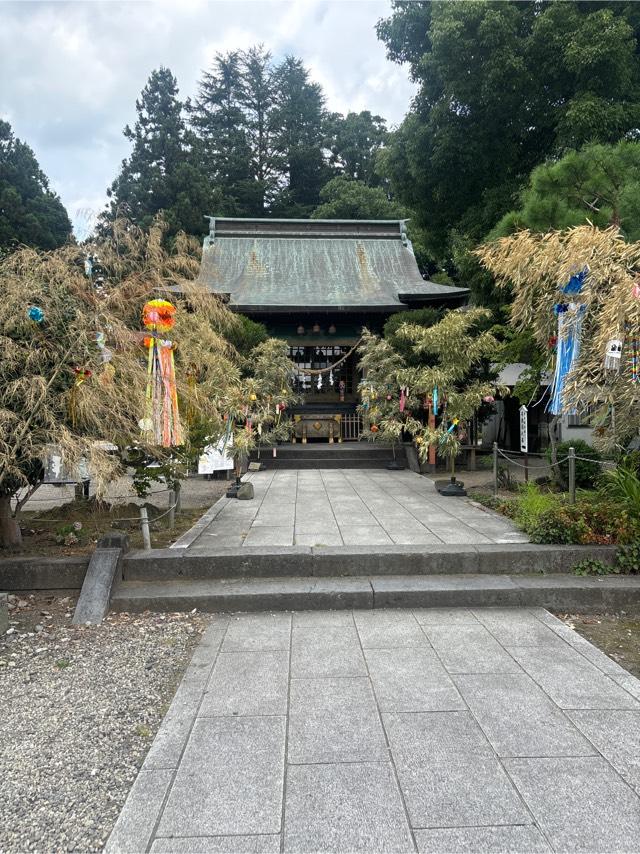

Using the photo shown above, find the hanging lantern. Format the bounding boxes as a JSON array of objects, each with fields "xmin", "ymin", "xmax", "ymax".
[
  {"xmin": 328, "ymin": 324, "xmax": 336, "ymax": 334},
  {"xmin": 297, "ymin": 324, "xmax": 305, "ymax": 335},
  {"xmin": 140, "ymin": 299, "xmax": 183, "ymax": 447},
  {"xmin": 312, "ymin": 322, "xmax": 320, "ymax": 333},
  {"xmin": 604, "ymin": 338, "xmax": 623, "ymax": 372}
]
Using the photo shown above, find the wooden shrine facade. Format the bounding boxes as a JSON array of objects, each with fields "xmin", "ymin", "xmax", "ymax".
[{"xmin": 198, "ymin": 217, "xmax": 468, "ymax": 439}]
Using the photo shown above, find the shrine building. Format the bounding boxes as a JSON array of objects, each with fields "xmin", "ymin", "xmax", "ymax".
[{"xmin": 198, "ymin": 216, "xmax": 468, "ymax": 442}]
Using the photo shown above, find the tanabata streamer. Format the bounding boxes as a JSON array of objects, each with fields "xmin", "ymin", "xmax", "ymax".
[
  {"xmin": 140, "ymin": 299, "xmax": 183, "ymax": 447},
  {"xmin": 547, "ymin": 303, "xmax": 587, "ymax": 415}
]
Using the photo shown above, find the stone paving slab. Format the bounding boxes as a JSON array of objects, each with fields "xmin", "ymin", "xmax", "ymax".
[
  {"xmin": 108, "ymin": 608, "xmax": 640, "ymax": 853},
  {"xmin": 184, "ymin": 469, "xmax": 529, "ymax": 549}
]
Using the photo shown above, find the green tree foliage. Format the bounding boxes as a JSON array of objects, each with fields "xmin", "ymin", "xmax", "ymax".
[
  {"xmin": 325, "ymin": 111, "xmax": 388, "ymax": 185},
  {"xmin": 0, "ymin": 120, "xmax": 72, "ymax": 253},
  {"xmin": 491, "ymin": 141, "xmax": 640, "ymax": 241},
  {"xmin": 312, "ymin": 176, "xmax": 404, "ymax": 220},
  {"xmin": 225, "ymin": 313, "xmax": 269, "ymax": 359},
  {"xmin": 106, "ymin": 68, "xmax": 217, "ymax": 235},
  {"xmin": 270, "ymin": 57, "xmax": 331, "ymax": 216},
  {"xmin": 377, "ymin": 1, "xmax": 640, "ymax": 256},
  {"xmin": 383, "ymin": 306, "xmax": 443, "ymax": 366}
]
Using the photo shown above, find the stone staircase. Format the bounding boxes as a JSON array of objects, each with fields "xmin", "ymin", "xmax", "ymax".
[
  {"xmin": 110, "ymin": 543, "xmax": 640, "ymax": 614},
  {"xmin": 250, "ymin": 442, "xmax": 407, "ymax": 470}
]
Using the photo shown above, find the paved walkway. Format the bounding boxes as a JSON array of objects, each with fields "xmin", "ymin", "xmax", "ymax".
[
  {"xmin": 107, "ymin": 607, "xmax": 640, "ymax": 853},
  {"xmin": 180, "ymin": 470, "xmax": 528, "ymax": 550}
]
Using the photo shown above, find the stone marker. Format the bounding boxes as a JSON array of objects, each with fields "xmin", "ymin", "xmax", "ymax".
[
  {"xmin": 237, "ymin": 482, "xmax": 255, "ymax": 500},
  {"xmin": 72, "ymin": 532, "xmax": 128, "ymax": 625}
]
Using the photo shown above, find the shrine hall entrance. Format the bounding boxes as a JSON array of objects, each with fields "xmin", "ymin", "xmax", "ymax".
[
  {"xmin": 289, "ymin": 344, "xmax": 359, "ymax": 405},
  {"xmin": 287, "ymin": 344, "xmax": 362, "ymax": 442}
]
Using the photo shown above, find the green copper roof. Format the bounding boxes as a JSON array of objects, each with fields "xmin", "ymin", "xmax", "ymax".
[{"xmin": 198, "ymin": 217, "xmax": 468, "ymax": 312}]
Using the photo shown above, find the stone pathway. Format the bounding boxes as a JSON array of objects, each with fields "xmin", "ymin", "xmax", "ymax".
[
  {"xmin": 107, "ymin": 607, "xmax": 640, "ymax": 854},
  {"xmin": 181, "ymin": 469, "xmax": 528, "ymax": 550}
]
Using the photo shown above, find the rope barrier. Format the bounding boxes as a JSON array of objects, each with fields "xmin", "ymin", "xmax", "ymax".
[
  {"xmin": 28, "ymin": 500, "xmax": 179, "ymax": 526},
  {"xmin": 293, "ymin": 337, "xmax": 364, "ymax": 376},
  {"xmin": 496, "ymin": 448, "xmax": 564, "ymax": 469}
]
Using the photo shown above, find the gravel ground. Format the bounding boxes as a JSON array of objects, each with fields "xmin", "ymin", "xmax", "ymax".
[{"xmin": 0, "ymin": 594, "xmax": 209, "ymax": 853}]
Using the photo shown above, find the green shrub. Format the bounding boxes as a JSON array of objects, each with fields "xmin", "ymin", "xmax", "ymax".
[
  {"xmin": 547, "ymin": 439, "xmax": 601, "ymax": 488},
  {"xmin": 573, "ymin": 558, "xmax": 614, "ymax": 576},
  {"xmin": 514, "ymin": 482, "xmax": 558, "ymax": 530},
  {"xmin": 616, "ymin": 543, "xmax": 640, "ymax": 574},
  {"xmin": 528, "ymin": 507, "xmax": 585, "ymax": 544},
  {"xmin": 598, "ymin": 456, "xmax": 640, "ymax": 522}
]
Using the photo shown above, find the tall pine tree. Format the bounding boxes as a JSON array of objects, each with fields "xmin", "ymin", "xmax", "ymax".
[
  {"xmin": 106, "ymin": 67, "xmax": 215, "ymax": 235},
  {"xmin": 270, "ymin": 57, "xmax": 330, "ymax": 216},
  {"xmin": 0, "ymin": 120, "xmax": 72, "ymax": 253}
]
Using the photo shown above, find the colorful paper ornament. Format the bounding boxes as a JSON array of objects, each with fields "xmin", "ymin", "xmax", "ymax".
[
  {"xmin": 329, "ymin": 369, "xmax": 334, "ymax": 386},
  {"xmin": 547, "ymin": 303, "xmax": 586, "ymax": 415},
  {"xmin": 84, "ymin": 256, "xmax": 93, "ymax": 278},
  {"xmin": 604, "ymin": 337, "xmax": 623, "ymax": 372},
  {"xmin": 632, "ymin": 282, "xmax": 640, "ymax": 300},
  {"xmin": 142, "ymin": 299, "xmax": 176, "ymax": 333},
  {"xmin": 432, "ymin": 387, "xmax": 439, "ymax": 416},
  {"xmin": 446, "ymin": 418, "xmax": 460, "ymax": 434},
  {"xmin": 141, "ymin": 299, "xmax": 183, "ymax": 447},
  {"xmin": 317, "ymin": 374, "xmax": 323, "ymax": 390},
  {"xmin": 562, "ymin": 268, "xmax": 588, "ymax": 295},
  {"xmin": 27, "ymin": 306, "xmax": 44, "ymax": 323},
  {"xmin": 370, "ymin": 424, "xmax": 379, "ymax": 433}
]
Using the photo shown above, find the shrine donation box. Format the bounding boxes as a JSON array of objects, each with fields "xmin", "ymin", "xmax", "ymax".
[{"xmin": 293, "ymin": 414, "xmax": 342, "ymax": 443}]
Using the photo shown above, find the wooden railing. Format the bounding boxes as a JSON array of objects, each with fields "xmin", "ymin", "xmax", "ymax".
[{"xmin": 341, "ymin": 413, "xmax": 363, "ymax": 441}]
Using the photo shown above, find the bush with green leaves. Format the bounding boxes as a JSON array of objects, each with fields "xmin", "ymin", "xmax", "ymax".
[{"xmin": 547, "ymin": 440, "xmax": 601, "ymax": 489}]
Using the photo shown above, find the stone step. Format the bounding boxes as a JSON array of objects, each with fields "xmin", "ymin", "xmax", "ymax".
[
  {"xmin": 123, "ymin": 544, "xmax": 617, "ymax": 582},
  {"xmin": 255, "ymin": 457, "xmax": 404, "ymax": 470},
  {"xmin": 111, "ymin": 573, "xmax": 640, "ymax": 614}
]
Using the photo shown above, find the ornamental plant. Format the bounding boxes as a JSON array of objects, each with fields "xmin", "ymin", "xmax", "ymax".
[
  {"xmin": 0, "ymin": 216, "xmax": 280, "ymax": 548},
  {"xmin": 476, "ymin": 226, "xmax": 640, "ymax": 452},
  {"xmin": 357, "ymin": 309, "xmax": 504, "ymax": 473}
]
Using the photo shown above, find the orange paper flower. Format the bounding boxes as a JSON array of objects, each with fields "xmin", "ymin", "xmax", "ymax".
[{"xmin": 142, "ymin": 299, "xmax": 176, "ymax": 333}]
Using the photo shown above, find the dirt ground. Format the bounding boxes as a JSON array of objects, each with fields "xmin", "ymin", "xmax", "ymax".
[
  {"xmin": 555, "ymin": 612, "xmax": 640, "ymax": 680},
  {"xmin": 8, "ymin": 478, "xmax": 228, "ymax": 556}
]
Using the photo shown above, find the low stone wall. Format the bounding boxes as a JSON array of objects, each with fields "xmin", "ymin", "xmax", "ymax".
[{"xmin": 0, "ymin": 556, "xmax": 89, "ymax": 591}]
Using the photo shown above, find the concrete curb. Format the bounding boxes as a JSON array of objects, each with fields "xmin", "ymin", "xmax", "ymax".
[
  {"xmin": 0, "ymin": 555, "xmax": 89, "ymax": 591},
  {"xmin": 123, "ymin": 543, "xmax": 618, "ymax": 582},
  {"xmin": 111, "ymin": 572, "xmax": 640, "ymax": 614}
]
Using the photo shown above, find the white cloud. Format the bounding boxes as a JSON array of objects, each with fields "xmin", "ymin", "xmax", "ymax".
[{"xmin": 0, "ymin": 0, "xmax": 415, "ymax": 234}]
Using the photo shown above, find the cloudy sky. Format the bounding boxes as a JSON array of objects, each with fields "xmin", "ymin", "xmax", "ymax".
[{"xmin": 1, "ymin": 0, "xmax": 416, "ymax": 237}]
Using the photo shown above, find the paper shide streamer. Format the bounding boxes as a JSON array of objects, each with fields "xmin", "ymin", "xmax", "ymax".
[{"xmin": 140, "ymin": 299, "xmax": 183, "ymax": 447}]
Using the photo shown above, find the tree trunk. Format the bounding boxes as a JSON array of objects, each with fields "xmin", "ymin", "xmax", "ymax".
[
  {"xmin": 0, "ymin": 495, "xmax": 22, "ymax": 549},
  {"xmin": 548, "ymin": 415, "xmax": 566, "ymax": 489}
]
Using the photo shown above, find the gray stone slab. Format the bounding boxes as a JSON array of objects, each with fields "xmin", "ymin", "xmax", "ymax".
[
  {"xmin": 471, "ymin": 608, "xmax": 569, "ymax": 647},
  {"xmin": 507, "ymin": 643, "xmax": 640, "ymax": 709},
  {"xmin": 72, "ymin": 546, "xmax": 123, "ymax": 625},
  {"xmin": 455, "ymin": 673, "xmax": 597, "ymax": 758},
  {"xmin": 387, "ymin": 530, "xmax": 443, "ymax": 545},
  {"xmin": 339, "ymin": 525, "xmax": 394, "ymax": 545},
  {"xmin": 288, "ymin": 677, "xmax": 388, "ymax": 763},
  {"xmin": 143, "ymin": 713, "xmax": 194, "ymax": 770},
  {"xmin": 364, "ymin": 648, "xmax": 465, "ymax": 713},
  {"xmin": 291, "ymin": 642, "xmax": 367, "ymax": 678},
  {"xmin": 356, "ymin": 615, "xmax": 427, "ymax": 649},
  {"xmin": 395, "ymin": 756, "xmax": 529, "ymax": 829},
  {"xmin": 291, "ymin": 625, "xmax": 359, "ymax": 649},
  {"xmin": 424, "ymin": 624, "xmax": 522, "ymax": 674},
  {"xmin": 384, "ymin": 711, "xmax": 493, "ymax": 761},
  {"xmin": 504, "ymin": 756, "xmax": 640, "ymax": 852},
  {"xmin": 294, "ymin": 530, "xmax": 343, "ymax": 546},
  {"xmin": 414, "ymin": 826, "xmax": 551, "ymax": 853},
  {"xmin": 200, "ymin": 650, "xmax": 289, "ymax": 716},
  {"xmin": 222, "ymin": 614, "xmax": 291, "ymax": 652},
  {"xmin": 243, "ymin": 526, "xmax": 294, "ymax": 547},
  {"xmin": 567, "ymin": 710, "xmax": 640, "ymax": 793},
  {"xmin": 284, "ymin": 762, "xmax": 414, "ymax": 853},
  {"xmin": 105, "ymin": 769, "xmax": 174, "ymax": 853},
  {"xmin": 158, "ymin": 716, "xmax": 286, "ymax": 837},
  {"xmin": 291, "ymin": 610, "xmax": 355, "ymax": 627},
  {"xmin": 370, "ymin": 574, "xmax": 521, "ymax": 609},
  {"xmin": 412, "ymin": 608, "xmax": 480, "ymax": 625},
  {"xmin": 151, "ymin": 836, "xmax": 281, "ymax": 853}
]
